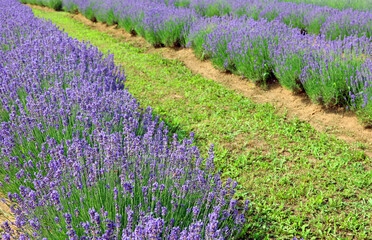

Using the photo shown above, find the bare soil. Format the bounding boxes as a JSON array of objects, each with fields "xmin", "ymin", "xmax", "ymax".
[
  {"xmin": 29, "ymin": 5, "xmax": 372, "ymax": 157},
  {"xmin": 0, "ymin": 196, "xmax": 17, "ymax": 235}
]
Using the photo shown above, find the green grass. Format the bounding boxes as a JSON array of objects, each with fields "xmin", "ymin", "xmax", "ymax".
[{"xmin": 30, "ymin": 7, "xmax": 372, "ymax": 239}]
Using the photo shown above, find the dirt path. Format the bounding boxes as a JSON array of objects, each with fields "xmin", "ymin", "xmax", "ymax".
[
  {"xmin": 0, "ymin": 196, "xmax": 17, "ymax": 236},
  {"xmin": 30, "ymin": 5, "xmax": 372, "ymax": 157}
]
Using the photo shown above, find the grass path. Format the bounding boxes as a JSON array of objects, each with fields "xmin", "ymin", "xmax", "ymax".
[{"xmin": 30, "ymin": 7, "xmax": 372, "ymax": 239}]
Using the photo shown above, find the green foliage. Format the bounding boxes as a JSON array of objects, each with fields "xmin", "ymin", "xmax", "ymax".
[
  {"xmin": 186, "ymin": 27, "xmax": 214, "ymax": 60},
  {"xmin": 118, "ymin": 16, "xmax": 136, "ymax": 34},
  {"xmin": 302, "ymin": 56, "xmax": 351, "ymax": 106},
  {"xmin": 62, "ymin": 2, "xmax": 79, "ymax": 13},
  {"xmin": 196, "ymin": 3, "xmax": 231, "ymax": 17},
  {"xmin": 274, "ymin": 52, "xmax": 304, "ymax": 93},
  {"xmin": 48, "ymin": 0, "xmax": 62, "ymax": 11},
  {"xmin": 357, "ymin": 101, "xmax": 372, "ymax": 128},
  {"xmin": 83, "ymin": 5, "xmax": 97, "ymax": 22},
  {"xmin": 174, "ymin": 0, "xmax": 190, "ymax": 8},
  {"xmin": 135, "ymin": 16, "xmax": 194, "ymax": 47}
]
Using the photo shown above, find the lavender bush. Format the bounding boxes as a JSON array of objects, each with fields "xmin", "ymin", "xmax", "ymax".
[
  {"xmin": 0, "ymin": 1, "xmax": 248, "ymax": 239},
  {"xmin": 187, "ymin": 16, "xmax": 289, "ymax": 83},
  {"xmin": 172, "ymin": 0, "xmax": 231, "ymax": 17},
  {"xmin": 274, "ymin": 34, "xmax": 372, "ymax": 109}
]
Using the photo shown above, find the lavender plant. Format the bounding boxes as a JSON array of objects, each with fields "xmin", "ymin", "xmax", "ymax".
[
  {"xmin": 0, "ymin": 1, "xmax": 248, "ymax": 239},
  {"xmin": 132, "ymin": 1, "xmax": 197, "ymax": 47},
  {"xmin": 188, "ymin": 16, "xmax": 288, "ymax": 83},
  {"xmin": 183, "ymin": 0, "xmax": 231, "ymax": 17}
]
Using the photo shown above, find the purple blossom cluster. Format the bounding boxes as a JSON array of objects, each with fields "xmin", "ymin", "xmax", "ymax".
[
  {"xmin": 0, "ymin": 1, "xmax": 248, "ymax": 239},
  {"xmin": 187, "ymin": 15, "xmax": 372, "ymax": 120}
]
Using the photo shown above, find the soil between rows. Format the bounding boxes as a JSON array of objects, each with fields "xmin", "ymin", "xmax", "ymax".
[{"xmin": 0, "ymin": 195, "xmax": 16, "ymax": 235}]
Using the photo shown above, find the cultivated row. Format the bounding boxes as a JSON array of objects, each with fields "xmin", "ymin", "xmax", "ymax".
[
  {"xmin": 275, "ymin": 0, "xmax": 372, "ymax": 11},
  {"xmin": 165, "ymin": 0, "xmax": 372, "ymax": 40},
  {"xmin": 26, "ymin": 0, "xmax": 372, "ymax": 40}
]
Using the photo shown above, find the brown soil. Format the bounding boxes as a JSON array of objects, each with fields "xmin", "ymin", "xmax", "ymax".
[
  {"xmin": 28, "ymin": 4, "xmax": 372, "ymax": 157},
  {"xmin": 0, "ymin": 196, "xmax": 17, "ymax": 236}
]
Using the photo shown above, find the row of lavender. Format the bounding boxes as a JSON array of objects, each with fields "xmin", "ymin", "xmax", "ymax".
[
  {"xmin": 0, "ymin": 1, "xmax": 248, "ymax": 239},
  {"xmin": 165, "ymin": 0, "xmax": 372, "ymax": 40},
  {"xmin": 28, "ymin": 0, "xmax": 372, "ymax": 124},
  {"xmin": 275, "ymin": 0, "xmax": 372, "ymax": 11},
  {"xmin": 25, "ymin": 0, "xmax": 372, "ymax": 40}
]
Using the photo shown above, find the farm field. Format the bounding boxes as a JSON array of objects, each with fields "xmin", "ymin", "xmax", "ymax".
[{"xmin": 1, "ymin": 0, "xmax": 372, "ymax": 239}]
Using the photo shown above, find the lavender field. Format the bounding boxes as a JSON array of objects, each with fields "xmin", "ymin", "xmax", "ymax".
[{"xmin": 2, "ymin": 0, "xmax": 372, "ymax": 239}]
